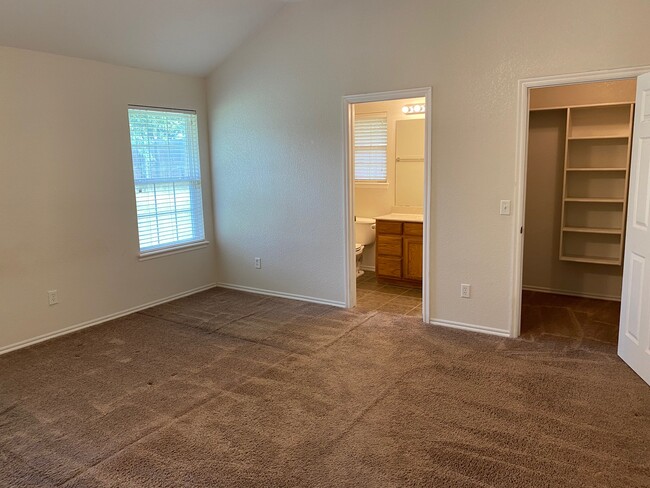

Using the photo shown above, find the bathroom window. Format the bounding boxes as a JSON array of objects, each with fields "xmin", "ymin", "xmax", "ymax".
[
  {"xmin": 127, "ymin": 106, "xmax": 206, "ymax": 256},
  {"xmin": 354, "ymin": 113, "xmax": 388, "ymax": 182}
]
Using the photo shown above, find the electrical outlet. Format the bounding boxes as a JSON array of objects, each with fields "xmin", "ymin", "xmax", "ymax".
[
  {"xmin": 460, "ymin": 284, "xmax": 471, "ymax": 299},
  {"xmin": 500, "ymin": 200, "xmax": 511, "ymax": 215},
  {"xmin": 48, "ymin": 290, "xmax": 58, "ymax": 306},
  {"xmin": 255, "ymin": 257, "xmax": 262, "ymax": 269}
]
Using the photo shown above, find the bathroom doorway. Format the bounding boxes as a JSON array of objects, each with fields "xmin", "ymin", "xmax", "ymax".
[{"xmin": 342, "ymin": 88, "xmax": 432, "ymax": 320}]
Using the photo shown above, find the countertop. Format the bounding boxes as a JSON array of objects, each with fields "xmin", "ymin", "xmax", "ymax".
[{"xmin": 375, "ymin": 213, "xmax": 423, "ymax": 223}]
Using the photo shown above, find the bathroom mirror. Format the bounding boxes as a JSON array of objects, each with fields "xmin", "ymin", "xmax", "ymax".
[{"xmin": 394, "ymin": 119, "xmax": 425, "ymax": 207}]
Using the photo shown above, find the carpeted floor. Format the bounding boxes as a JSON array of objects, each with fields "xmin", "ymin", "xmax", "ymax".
[
  {"xmin": 521, "ymin": 290, "xmax": 621, "ymax": 346},
  {"xmin": 1, "ymin": 287, "xmax": 648, "ymax": 487}
]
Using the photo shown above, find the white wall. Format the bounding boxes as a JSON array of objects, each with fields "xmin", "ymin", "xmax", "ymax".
[
  {"xmin": 207, "ymin": 0, "xmax": 650, "ymax": 332},
  {"xmin": 0, "ymin": 47, "xmax": 216, "ymax": 352}
]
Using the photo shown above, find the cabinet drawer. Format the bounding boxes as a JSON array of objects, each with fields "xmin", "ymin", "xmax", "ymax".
[
  {"xmin": 404, "ymin": 222, "xmax": 423, "ymax": 236},
  {"xmin": 376, "ymin": 220, "xmax": 402, "ymax": 235},
  {"xmin": 377, "ymin": 235, "xmax": 402, "ymax": 256},
  {"xmin": 376, "ymin": 256, "xmax": 402, "ymax": 279}
]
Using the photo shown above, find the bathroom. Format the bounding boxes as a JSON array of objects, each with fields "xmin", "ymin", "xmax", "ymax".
[{"xmin": 353, "ymin": 97, "xmax": 426, "ymax": 316}]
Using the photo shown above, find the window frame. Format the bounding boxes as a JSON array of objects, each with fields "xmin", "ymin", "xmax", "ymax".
[{"xmin": 127, "ymin": 105, "xmax": 209, "ymax": 260}]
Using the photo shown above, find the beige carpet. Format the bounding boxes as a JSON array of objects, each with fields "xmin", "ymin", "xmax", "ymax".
[{"xmin": 0, "ymin": 287, "xmax": 648, "ymax": 487}]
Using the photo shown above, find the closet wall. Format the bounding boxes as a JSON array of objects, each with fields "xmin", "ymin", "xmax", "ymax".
[{"xmin": 522, "ymin": 80, "xmax": 636, "ymax": 300}]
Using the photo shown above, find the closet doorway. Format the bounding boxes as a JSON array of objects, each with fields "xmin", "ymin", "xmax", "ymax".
[
  {"xmin": 520, "ymin": 78, "xmax": 636, "ymax": 346},
  {"xmin": 513, "ymin": 67, "xmax": 650, "ymax": 385}
]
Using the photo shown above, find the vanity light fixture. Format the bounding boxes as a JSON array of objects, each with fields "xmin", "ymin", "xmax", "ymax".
[{"xmin": 402, "ymin": 103, "xmax": 426, "ymax": 114}]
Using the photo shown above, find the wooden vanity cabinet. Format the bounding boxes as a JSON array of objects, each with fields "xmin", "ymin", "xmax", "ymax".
[{"xmin": 376, "ymin": 220, "xmax": 422, "ymax": 285}]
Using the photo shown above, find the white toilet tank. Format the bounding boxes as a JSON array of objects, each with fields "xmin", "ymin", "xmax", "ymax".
[{"xmin": 355, "ymin": 217, "xmax": 376, "ymax": 245}]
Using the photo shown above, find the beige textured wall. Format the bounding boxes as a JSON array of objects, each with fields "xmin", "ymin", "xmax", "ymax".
[
  {"xmin": 0, "ymin": 47, "xmax": 217, "ymax": 351},
  {"xmin": 207, "ymin": 0, "xmax": 650, "ymax": 332}
]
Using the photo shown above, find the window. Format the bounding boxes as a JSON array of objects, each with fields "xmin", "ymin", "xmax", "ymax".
[
  {"xmin": 127, "ymin": 106, "xmax": 206, "ymax": 255},
  {"xmin": 354, "ymin": 113, "xmax": 388, "ymax": 182}
]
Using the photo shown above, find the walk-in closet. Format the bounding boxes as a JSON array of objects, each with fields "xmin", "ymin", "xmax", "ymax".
[{"xmin": 521, "ymin": 79, "xmax": 636, "ymax": 344}]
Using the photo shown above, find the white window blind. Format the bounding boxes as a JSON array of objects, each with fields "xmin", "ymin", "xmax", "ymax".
[
  {"xmin": 354, "ymin": 113, "xmax": 388, "ymax": 182},
  {"xmin": 127, "ymin": 107, "xmax": 205, "ymax": 254}
]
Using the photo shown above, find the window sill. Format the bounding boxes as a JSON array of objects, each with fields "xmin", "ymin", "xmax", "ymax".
[
  {"xmin": 355, "ymin": 182, "xmax": 389, "ymax": 188},
  {"xmin": 138, "ymin": 240, "xmax": 210, "ymax": 261}
]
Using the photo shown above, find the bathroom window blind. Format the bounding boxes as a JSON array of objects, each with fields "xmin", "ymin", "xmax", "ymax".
[
  {"xmin": 127, "ymin": 107, "xmax": 205, "ymax": 254},
  {"xmin": 354, "ymin": 113, "xmax": 388, "ymax": 182}
]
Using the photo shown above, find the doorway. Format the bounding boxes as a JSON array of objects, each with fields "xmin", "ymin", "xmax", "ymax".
[
  {"xmin": 343, "ymin": 88, "xmax": 432, "ymax": 320},
  {"xmin": 520, "ymin": 78, "xmax": 636, "ymax": 345},
  {"xmin": 512, "ymin": 67, "xmax": 650, "ymax": 337}
]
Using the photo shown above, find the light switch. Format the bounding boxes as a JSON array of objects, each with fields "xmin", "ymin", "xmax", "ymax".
[{"xmin": 500, "ymin": 200, "xmax": 511, "ymax": 216}]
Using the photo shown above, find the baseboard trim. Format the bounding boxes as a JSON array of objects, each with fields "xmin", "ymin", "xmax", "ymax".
[
  {"xmin": 429, "ymin": 318, "xmax": 511, "ymax": 338},
  {"xmin": 522, "ymin": 285, "xmax": 620, "ymax": 302},
  {"xmin": 360, "ymin": 265, "xmax": 376, "ymax": 272},
  {"xmin": 215, "ymin": 282, "xmax": 346, "ymax": 308},
  {"xmin": 0, "ymin": 283, "xmax": 217, "ymax": 357}
]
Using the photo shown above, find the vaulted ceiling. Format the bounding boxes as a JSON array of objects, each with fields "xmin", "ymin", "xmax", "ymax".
[{"xmin": 0, "ymin": 0, "xmax": 299, "ymax": 76}]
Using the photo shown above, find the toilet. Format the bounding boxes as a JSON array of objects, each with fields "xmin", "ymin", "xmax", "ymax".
[{"xmin": 354, "ymin": 217, "xmax": 376, "ymax": 278}]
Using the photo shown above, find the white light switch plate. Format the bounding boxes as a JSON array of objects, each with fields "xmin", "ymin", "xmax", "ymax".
[{"xmin": 500, "ymin": 200, "xmax": 511, "ymax": 215}]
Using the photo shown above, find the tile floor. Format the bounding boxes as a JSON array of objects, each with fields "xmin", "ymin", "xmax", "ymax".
[
  {"xmin": 520, "ymin": 290, "xmax": 620, "ymax": 346},
  {"xmin": 355, "ymin": 271, "xmax": 422, "ymax": 317}
]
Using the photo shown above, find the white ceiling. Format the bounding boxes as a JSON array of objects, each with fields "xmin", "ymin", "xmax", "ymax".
[{"xmin": 0, "ymin": 0, "xmax": 296, "ymax": 76}]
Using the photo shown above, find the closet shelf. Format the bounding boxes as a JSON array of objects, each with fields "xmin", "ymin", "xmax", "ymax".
[
  {"xmin": 560, "ymin": 255, "xmax": 621, "ymax": 266},
  {"xmin": 567, "ymin": 135, "xmax": 629, "ymax": 141},
  {"xmin": 555, "ymin": 100, "xmax": 633, "ymax": 267},
  {"xmin": 565, "ymin": 167, "xmax": 627, "ymax": 172},
  {"xmin": 562, "ymin": 227, "xmax": 623, "ymax": 235},
  {"xmin": 564, "ymin": 197, "xmax": 625, "ymax": 203}
]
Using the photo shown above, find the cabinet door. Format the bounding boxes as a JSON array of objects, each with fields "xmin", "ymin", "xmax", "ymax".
[
  {"xmin": 377, "ymin": 256, "xmax": 402, "ymax": 279},
  {"xmin": 403, "ymin": 237, "xmax": 423, "ymax": 281}
]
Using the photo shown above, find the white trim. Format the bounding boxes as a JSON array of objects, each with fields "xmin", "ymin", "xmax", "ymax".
[
  {"xmin": 522, "ymin": 285, "xmax": 621, "ymax": 302},
  {"xmin": 0, "ymin": 283, "xmax": 217, "ymax": 356},
  {"xmin": 343, "ymin": 87, "xmax": 432, "ymax": 323},
  {"xmin": 343, "ymin": 95, "xmax": 354, "ymax": 309},
  {"xmin": 511, "ymin": 65, "xmax": 650, "ymax": 339},
  {"xmin": 215, "ymin": 282, "xmax": 346, "ymax": 308},
  {"xmin": 429, "ymin": 318, "xmax": 510, "ymax": 338},
  {"xmin": 360, "ymin": 265, "xmax": 376, "ymax": 272},
  {"xmin": 138, "ymin": 240, "xmax": 210, "ymax": 261}
]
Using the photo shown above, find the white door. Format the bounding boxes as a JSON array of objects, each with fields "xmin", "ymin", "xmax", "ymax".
[{"xmin": 619, "ymin": 72, "xmax": 650, "ymax": 385}]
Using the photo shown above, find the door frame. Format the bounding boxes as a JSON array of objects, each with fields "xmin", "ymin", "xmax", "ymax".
[
  {"xmin": 342, "ymin": 87, "xmax": 432, "ymax": 321},
  {"xmin": 511, "ymin": 65, "xmax": 650, "ymax": 338}
]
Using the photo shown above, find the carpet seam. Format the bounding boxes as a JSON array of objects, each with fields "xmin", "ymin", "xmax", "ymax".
[
  {"xmin": 56, "ymin": 306, "xmax": 353, "ymax": 486},
  {"xmin": 318, "ymin": 366, "xmax": 411, "ymax": 455},
  {"xmin": 57, "ymin": 310, "xmax": 378, "ymax": 485},
  {"xmin": 311, "ymin": 311, "xmax": 379, "ymax": 354}
]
